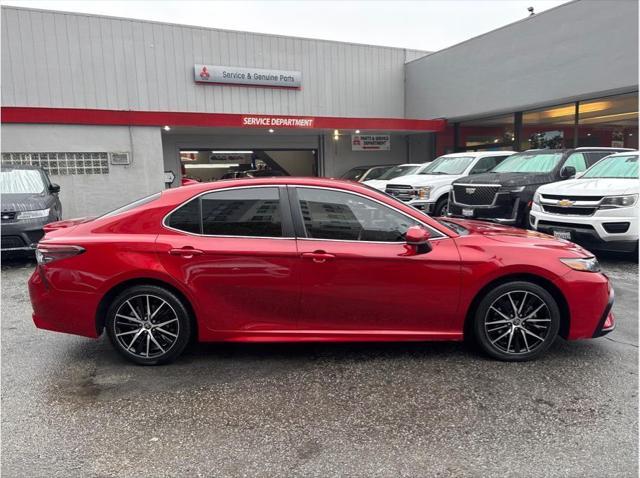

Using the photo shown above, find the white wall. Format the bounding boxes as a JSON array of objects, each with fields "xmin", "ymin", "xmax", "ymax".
[
  {"xmin": 1, "ymin": 6, "xmax": 420, "ymax": 118},
  {"xmin": 1, "ymin": 124, "xmax": 165, "ymax": 218},
  {"xmin": 405, "ymin": 0, "xmax": 639, "ymax": 121}
]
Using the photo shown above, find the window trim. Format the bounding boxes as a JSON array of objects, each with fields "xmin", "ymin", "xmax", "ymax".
[
  {"xmin": 289, "ymin": 185, "xmax": 447, "ymax": 244},
  {"xmin": 162, "ymin": 185, "xmax": 295, "ymax": 239}
]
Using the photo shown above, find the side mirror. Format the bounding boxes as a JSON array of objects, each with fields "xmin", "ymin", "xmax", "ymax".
[
  {"xmin": 49, "ymin": 183, "xmax": 60, "ymax": 193},
  {"xmin": 405, "ymin": 225, "xmax": 432, "ymax": 255},
  {"xmin": 560, "ymin": 166, "xmax": 576, "ymax": 179}
]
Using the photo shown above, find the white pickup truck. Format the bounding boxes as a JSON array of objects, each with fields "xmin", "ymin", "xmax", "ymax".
[{"xmin": 383, "ymin": 151, "xmax": 514, "ymax": 216}]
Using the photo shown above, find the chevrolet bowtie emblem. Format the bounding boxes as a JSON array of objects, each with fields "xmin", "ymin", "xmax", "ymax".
[
  {"xmin": 558, "ymin": 199, "xmax": 575, "ymax": 207},
  {"xmin": 465, "ymin": 188, "xmax": 476, "ymax": 194}
]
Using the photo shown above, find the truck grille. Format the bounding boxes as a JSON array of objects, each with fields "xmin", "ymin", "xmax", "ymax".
[
  {"xmin": 542, "ymin": 205, "xmax": 596, "ymax": 216},
  {"xmin": 541, "ymin": 194, "xmax": 604, "ymax": 202},
  {"xmin": 385, "ymin": 184, "xmax": 415, "ymax": 202},
  {"xmin": 1, "ymin": 211, "xmax": 16, "ymax": 221},
  {"xmin": 453, "ymin": 184, "xmax": 500, "ymax": 206}
]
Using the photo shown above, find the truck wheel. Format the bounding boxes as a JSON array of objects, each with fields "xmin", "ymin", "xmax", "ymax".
[{"xmin": 434, "ymin": 197, "xmax": 449, "ymax": 217}]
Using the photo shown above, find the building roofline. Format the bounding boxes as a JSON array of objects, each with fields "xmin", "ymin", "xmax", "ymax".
[
  {"xmin": 0, "ymin": 4, "xmax": 431, "ymax": 53},
  {"xmin": 405, "ymin": 0, "xmax": 577, "ymax": 65}
]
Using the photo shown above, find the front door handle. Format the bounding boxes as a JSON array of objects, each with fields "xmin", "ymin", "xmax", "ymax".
[
  {"xmin": 169, "ymin": 247, "xmax": 204, "ymax": 258},
  {"xmin": 301, "ymin": 251, "xmax": 335, "ymax": 263}
]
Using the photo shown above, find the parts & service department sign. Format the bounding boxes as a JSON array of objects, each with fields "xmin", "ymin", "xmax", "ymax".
[{"xmin": 351, "ymin": 134, "xmax": 391, "ymax": 151}]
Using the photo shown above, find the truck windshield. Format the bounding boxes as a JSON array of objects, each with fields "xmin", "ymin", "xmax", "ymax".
[
  {"xmin": 582, "ymin": 155, "xmax": 638, "ymax": 179},
  {"xmin": 491, "ymin": 152, "xmax": 563, "ymax": 173},
  {"xmin": 378, "ymin": 165, "xmax": 419, "ymax": 180},
  {"xmin": 419, "ymin": 156, "xmax": 474, "ymax": 175},
  {"xmin": 0, "ymin": 169, "xmax": 45, "ymax": 194}
]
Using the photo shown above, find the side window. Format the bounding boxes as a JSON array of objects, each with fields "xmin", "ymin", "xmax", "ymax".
[
  {"xmin": 166, "ymin": 187, "xmax": 283, "ymax": 237},
  {"xmin": 563, "ymin": 152, "xmax": 588, "ymax": 172},
  {"xmin": 470, "ymin": 156, "xmax": 505, "ymax": 175},
  {"xmin": 201, "ymin": 187, "xmax": 282, "ymax": 237},
  {"xmin": 586, "ymin": 152, "xmax": 612, "ymax": 168},
  {"xmin": 167, "ymin": 197, "xmax": 200, "ymax": 234},
  {"xmin": 364, "ymin": 167, "xmax": 386, "ymax": 180},
  {"xmin": 297, "ymin": 188, "xmax": 425, "ymax": 242}
]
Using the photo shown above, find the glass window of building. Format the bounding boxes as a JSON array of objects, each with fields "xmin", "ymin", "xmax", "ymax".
[
  {"xmin": 521, "ymin": 103, "xmax": 576, "ymax": 150},
  {"xmin": 459, "ymin": 114, "xmax": 515, "ymax": 151},
  {"xmin": 577, "ymin": 93, "xmax": 638, "ymax": 149}
]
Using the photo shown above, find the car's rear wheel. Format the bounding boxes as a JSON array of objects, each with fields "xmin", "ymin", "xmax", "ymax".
[
  {"xmin": 106, "ymin": 285, "xmax": 191, "ymax": 365},
  {"xmin": 473, "ymin": 281, "xmax": 560, "ymax": 361}
]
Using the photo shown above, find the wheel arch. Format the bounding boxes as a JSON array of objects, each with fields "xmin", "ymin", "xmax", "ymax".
[
  {"xmin": 462, "ymin": 273, "xmax": 570, "ymax": 340},
  {"xmin": 95, "ymin": 277, "xmax": 198, "ymax": 340}
]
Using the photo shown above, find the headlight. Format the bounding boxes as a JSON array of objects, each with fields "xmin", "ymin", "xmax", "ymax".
[
  {"xmin": 507, "ymin": 186, "xmax": 526, "ymax": 193},
  {"xmin": 560, "ymin": 257, "xmax": 601, "ymax": 272},
  {"xmin": 533, "ymin": 191, "xmax": 541, "ymax": 204},
  {"xmin": 17, "ymin": 208, "xmax": 50, "ymax": 220},
  {"xmin": 416, "ymin": 187, "xmax": 431, "ymax": 199},
  {"xmin": 600, "ymin": 194, "xmax": 638, "ymax": 209}
]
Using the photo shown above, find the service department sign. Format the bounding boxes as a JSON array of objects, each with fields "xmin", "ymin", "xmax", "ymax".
[{"xmin": 194, "ymin": 64, "xmax": 301, "ymax": 88}]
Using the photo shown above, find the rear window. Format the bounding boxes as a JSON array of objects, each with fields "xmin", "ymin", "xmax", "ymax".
[
  {"xmin": 100, "ymin": 192, "xmax": 162, "ymax": 219},
  {"xmin": 166, "ymin": 187, "xmax": 284, "ymax": 237}
]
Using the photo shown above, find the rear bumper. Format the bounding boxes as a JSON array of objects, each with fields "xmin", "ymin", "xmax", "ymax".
[{"xmin": 28, "ymin": 267, "xmax": 100, "ymax": 338}]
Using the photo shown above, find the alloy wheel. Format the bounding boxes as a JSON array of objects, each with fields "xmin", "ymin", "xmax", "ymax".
[
  {"xmin": 484, "ymin": 290, "xmax": 552, "ymax": 355},
  {"xmin": 113, "ymin": 294, "xmax": 180, "ymax": 359}
]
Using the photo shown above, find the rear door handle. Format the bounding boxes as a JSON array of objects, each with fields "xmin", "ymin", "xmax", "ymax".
[
  {"xmin": 301, "ymin": 251, "xmax": 335, "ymax": 263},
  {"xmin": 169, "ymin": 247, "xmax": 204, "ymax": 258}
]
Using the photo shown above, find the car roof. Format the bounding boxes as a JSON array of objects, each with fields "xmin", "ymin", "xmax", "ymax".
[
  {"xmin": 600, "ymin": 150, "xmax": 639, "ymax": 158},
  {"xmin": 440, "ymin": 151, "xmax": 514, "ymax": 158}
]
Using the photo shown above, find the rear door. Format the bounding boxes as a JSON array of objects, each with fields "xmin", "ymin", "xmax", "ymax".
[
  {"xmin": 156, "ymin": 186, "xmax": 300, "ymax": 334},
  {"xmin": 290, "ymin": 186, "xmax": 461, "ymax": 335}
]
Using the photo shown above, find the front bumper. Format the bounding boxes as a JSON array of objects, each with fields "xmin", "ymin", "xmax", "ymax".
[
  {"xmin": 1, "ymin": 217, "xmax": 50, "ymax": 251},
  {"xmin": 448, "ymin": 195, "xmax": 524, "ymax": 226},
  {"xmin": 405, "ymin": 200, "xmax": 436, "ymax": 213},
  {"xmin": 531, "ymin": 204, "xmax": 638, "ymax": 253}
]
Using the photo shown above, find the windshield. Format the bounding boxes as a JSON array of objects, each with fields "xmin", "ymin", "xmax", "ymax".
[
  {"xmin": 419, "ymin": 156, "xmax": 474, "ymax": 175},
  {"xmin": 492, "ymin": 152, "xmax": 563, "ymax": 173},
  {"xmin": 0, "ymin": 169, "xmax": 45, "ymax": 194},
  {"xmin": 342, "ymin": 168, "xmax": 367, "ymax": 181},
  {"xmin": 378, "ymin": 165, "xmax": 419, "ymax": 180},
  {"xmin": 582, "ymin": 155, "xmax": 638, "ymax": 179}
]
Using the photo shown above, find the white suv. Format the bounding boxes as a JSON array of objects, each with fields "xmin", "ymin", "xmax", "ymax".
[
  {"xmin": 531, "ymin": 151, "xmax": 639, "ymax": 253},
  {"xmin": 384, "ymin": 151, "xmax": 514, "ymax": 216}
]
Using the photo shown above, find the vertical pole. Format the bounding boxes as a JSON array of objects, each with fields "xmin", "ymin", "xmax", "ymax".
[
  {"xmin": 573, "ymin": 101, "xmax": 580, "ymax": 148},
  {"xmin": 514, "ymin": 112, "xmax": 523, "ymax": 151}
]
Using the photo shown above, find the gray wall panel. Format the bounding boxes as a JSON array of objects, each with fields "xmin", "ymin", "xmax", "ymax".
[
  {"xmin": 1, "ymin": 6, "xmax": 421, "ymax": 118},
  {"xmin": 405, "ymin": 0, "xmax": 639, "ymax": 120}
]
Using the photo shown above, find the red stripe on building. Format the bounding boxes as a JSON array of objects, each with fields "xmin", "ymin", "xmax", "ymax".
[{"xmin": 1, "ymin": 107, "xmax": 446, "ymax": 132}]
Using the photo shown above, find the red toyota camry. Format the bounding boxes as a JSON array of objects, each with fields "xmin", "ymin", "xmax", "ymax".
[{"xmin": 29, "ymin": 177, "xmax": 614, "ymax": 365}]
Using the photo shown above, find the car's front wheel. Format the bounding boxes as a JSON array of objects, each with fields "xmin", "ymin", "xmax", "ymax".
[
  {"xmin": 473, "ymin": 281, "xmax": 560, "ymax": 361},
  {"xmin": 106, "ymin": 285, "xmax": 192, "ymax": 365}
]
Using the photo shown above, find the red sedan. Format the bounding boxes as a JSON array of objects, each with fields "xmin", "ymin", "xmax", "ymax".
[{"xmin": 29, "ymin": 177, "xmax": 614, "ymax": 365}]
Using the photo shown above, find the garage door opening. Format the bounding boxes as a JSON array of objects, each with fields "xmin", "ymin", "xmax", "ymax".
[{"xmin": 180, "ymin": 149, "xmax": 318, "ymax": 182}]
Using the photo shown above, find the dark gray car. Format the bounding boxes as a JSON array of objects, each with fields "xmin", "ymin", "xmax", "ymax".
[{"xmin": 1, "ymin": 165, "xmax": 62, "ymax": 252}]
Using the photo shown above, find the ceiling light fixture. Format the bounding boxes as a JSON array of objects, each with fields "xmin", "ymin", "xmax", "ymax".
[
  {"xmin": 268, "ymin": 129, "xmax": 275, "ymax": 133},
  {"xmin": 163, "ymin": 125, "xmax": 171, "ymax": 131}
]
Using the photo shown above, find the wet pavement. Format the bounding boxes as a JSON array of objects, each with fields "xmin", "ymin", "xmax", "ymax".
[{"xmin": 1, "ymin": 254, "xmax": 638, "ymax": 477}]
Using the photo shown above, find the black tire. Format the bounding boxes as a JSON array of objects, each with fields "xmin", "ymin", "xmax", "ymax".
[
  {"xmin": 434, "ymin": 196, "xmax": 449, "ymax": 217},
  {"xmin": 473, "ymin": 281, "xmax": 560, "ymax": 361},
  {"xmin": 106, "ymin": 285, "xmax": 192, "ymax": 365}
]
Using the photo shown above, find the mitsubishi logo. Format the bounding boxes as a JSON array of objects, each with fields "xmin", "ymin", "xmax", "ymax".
[
  {"xmin": 558, "ymin": 199, "xmax": 575, "ymax": 207},
  {"xmin": 465, "ymin": 188, "xmax": 476, "ymax": 194}
]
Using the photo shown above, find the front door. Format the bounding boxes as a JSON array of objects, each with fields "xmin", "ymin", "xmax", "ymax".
[
  {"xmin": 157, "ymin": 186, "xmax": 299, "ymax": 335},
  {"xmin": 291, "ymin": 186, "xmax": 461, "ymax": 335}
]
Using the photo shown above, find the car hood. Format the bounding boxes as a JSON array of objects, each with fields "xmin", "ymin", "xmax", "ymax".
[
  {"xmin": 443, "ymin": 218, "xmax": 591, "ymax": 255},
  {"xmin": 537, "ymin": 177, "xmax": 639, "ymax": 196},
  {"xmin": 387, "ymin": 174, "xmax": 460, "ymax": 188},
  {"xmin": 454, "ymin": 172, "xmax": 554, "ymax": 187},
  {"xmin": 363, "ymin": 179, "xmax": 389, "ymax": 190},
  {"xmin": 0, "ymin": 192, "xmax": 51, "ymax": 212}
]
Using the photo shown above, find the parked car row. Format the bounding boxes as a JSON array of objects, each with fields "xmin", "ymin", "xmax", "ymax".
[{"xmin": 361, "ymin": 147, "xmax": 638, "ymax": 254}]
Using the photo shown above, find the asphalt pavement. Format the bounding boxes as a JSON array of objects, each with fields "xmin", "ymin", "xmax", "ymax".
[{"xmin": 1, "ymin": 254, "xmax": 638, "ymax": 477}]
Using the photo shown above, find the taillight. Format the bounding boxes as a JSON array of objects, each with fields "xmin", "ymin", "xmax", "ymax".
[{"xmin": 35, "ymin": 244, "xmax": 85, "ymax": 265}]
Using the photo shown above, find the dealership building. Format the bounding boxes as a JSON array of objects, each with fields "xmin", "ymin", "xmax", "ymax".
[{"xmin": 1, "ymin": 0, "xmax": 638, "ymax": 217}]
